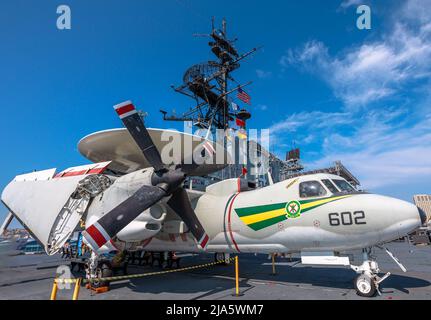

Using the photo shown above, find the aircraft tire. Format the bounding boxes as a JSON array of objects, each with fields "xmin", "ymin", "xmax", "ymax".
[
  {"xmin": 214, "ymin": 253, "xmax": 227, "ymax": 265},
  {"xmin": 354, "ymin": 274, "xmax": 376, "ymax": 297},
  {"xmin": 92, "ymin": 263, "xmax": 113, "ymax": 288}
]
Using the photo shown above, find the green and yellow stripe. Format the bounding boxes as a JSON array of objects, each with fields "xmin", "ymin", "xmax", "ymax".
[
  {"xmin": 300, "ymin": 195, "xmax": 351, "ymax": 213},
  {"xmin": 234, "ymin": 195, "xmax": 352, "ymax": 231}
]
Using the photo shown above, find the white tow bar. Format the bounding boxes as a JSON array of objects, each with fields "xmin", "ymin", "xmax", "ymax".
[
  {"xmin": 376, "ymin": 272, "xmax": 391, "ymax": 285},
  {"xmin": 379, "ymin": 246, "xmax": 407, "ymax": 272}
]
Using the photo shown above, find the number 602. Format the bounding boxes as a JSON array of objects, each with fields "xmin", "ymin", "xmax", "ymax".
[{"xmin": 328, "ymin": 211, "xmax": 366, "ymax": 226}]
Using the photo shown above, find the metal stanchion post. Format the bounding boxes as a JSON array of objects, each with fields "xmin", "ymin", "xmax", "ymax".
[
  {"xmin": 232, "ymin": 255, "xmax": 244, "ymax": 296},
  {"xmin": 72, "ymin": 278, "xmax": 82, "ymax": 300},
  {"xmin": 271, "ymin": 253, "xmax": 277, "ymax": 275},
  {"xmin": 50, "ymin": 280, "xmax": 58, "ymax": 300}
]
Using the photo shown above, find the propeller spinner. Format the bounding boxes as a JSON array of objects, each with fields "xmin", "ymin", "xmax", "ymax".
[{"xmin": 82, "ymin": 101, "xmax": 210, "ymax": 252}]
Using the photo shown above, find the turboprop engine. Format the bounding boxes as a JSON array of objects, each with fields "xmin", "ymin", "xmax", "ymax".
[
  {"xmin": 84, "ymin": 168, "xmax": 168, "ymax": 243},
  {"xmin": 80, "ymin": 101, "xmax": 214, "ymax": 253},
  {"xmin": 1, "ymin": 100, "xmax": 227, "ymax": 256}
]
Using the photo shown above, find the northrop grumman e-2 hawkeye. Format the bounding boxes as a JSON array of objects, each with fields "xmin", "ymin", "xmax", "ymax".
[{"xmin": 1, "ymin": 101, "xmax": 426, "ymax": 297}]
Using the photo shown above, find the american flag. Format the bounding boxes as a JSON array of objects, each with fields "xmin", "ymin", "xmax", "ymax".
[{"xmin": 237, "ymin": 88, "xmax": 251, "ymax": 105}]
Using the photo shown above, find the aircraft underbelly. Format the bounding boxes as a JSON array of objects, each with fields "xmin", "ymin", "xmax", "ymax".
[{"xmin": 142, "ymin": 226, "xmax": 398, "ymax": 253}]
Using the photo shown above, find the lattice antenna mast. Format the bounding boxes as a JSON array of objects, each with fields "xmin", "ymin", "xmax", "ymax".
[{"xmin": 161, "ymin": 18, "xmax": 258, "ymax": 132}]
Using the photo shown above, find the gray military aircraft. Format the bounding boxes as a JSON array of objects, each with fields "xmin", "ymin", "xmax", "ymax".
[{"xmin": 1, "ymin": 101, "xmax": 426, "ymax": 297}]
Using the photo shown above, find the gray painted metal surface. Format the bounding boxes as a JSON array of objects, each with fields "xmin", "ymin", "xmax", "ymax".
[{"xmin": 0, "ymin": 242, "xmax": 430, "ymax": 300}]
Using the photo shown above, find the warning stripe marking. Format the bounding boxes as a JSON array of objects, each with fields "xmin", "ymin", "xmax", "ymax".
[
  {"xmin": 198, "ymin": 234, "xmax": 209, "ymax": 248},
  {"xmin": 83, "ymin": 222, "xmax": 110, "ymax": 250},
  {"xmin": 227, "ymin": 192, "xmax": 241, "ymax": 253},
  {"xmin": 114, "ymin": 101, "xmax": 137, "ymax": 119}
]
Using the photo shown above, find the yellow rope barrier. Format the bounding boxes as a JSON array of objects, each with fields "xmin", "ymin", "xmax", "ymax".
[
  {"xmin": 51, "ymin": 256, "xmax": 238, "ymax": 300},
  {"xmin": 54, "ymin": 257, "xmax": 235, "ymax": 285}
]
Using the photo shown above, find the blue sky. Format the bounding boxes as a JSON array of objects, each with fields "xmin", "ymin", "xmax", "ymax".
[{"xmin": 1, "ymin": 0, "xmax": 430, "ymax": 227}]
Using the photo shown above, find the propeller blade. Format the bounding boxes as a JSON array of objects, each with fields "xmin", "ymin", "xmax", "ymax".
[
  {"xmin": 167, "ymin": 188, "xmax": 209, "ymax": 249},
  {"xmin": 83, "ymin": 184, "xmax": 167, "ymax": 251},
  {"xmin": 114, "ymin": 101, "xmax": 165, "ymax": 172},
  {"xmin": 180, "ymin": 140, "xmax": 217, "ymax": 175}
]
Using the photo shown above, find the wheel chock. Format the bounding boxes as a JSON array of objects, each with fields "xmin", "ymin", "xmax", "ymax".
[{"xmin": 87, "ymin": 285, "xmax": 110, "ymax": 294}]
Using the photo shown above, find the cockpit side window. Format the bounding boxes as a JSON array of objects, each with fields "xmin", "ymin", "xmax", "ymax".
[
  {"xmin": 321, "ymin": 179, "xmax": 339, "ymax": 193},
  {"xmin": 299, "ymin": 181, "xmax": 327, "ymax": 198},
  {"xmin": 332, "ymin": 179, "xmax": 355, "ymax": 192}
]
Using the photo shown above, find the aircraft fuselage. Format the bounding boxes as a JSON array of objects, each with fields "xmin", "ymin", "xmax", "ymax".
[{"xmin": 100, "ymin": 173, "xmax": 422, "ymax": 254}]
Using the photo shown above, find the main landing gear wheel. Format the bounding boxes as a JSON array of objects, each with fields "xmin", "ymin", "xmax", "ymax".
[
  {"xmin": 214, "ymin": 252, "xmax": 227, "ymax": 265},
  {"xmin": 92, "ymin": 263, "xmax": 113, "ymax": 289},
  {"xmin": 354, "ymin": 274, "xmax": 376, "ymax": 297}
]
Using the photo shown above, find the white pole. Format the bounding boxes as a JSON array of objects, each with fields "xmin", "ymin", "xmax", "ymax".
[{"xmin": 0, "ymin": 212, "xmax": 14, "ymax": 236}]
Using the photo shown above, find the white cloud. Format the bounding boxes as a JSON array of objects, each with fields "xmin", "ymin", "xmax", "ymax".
[
  {"xmin": 256, "ymin": 69, "xmax": 272, "ymax": 79},
  {"xmin": 267, "ymin": 110, "xmax": 355, "ymax": 156},
  {"xmin": 302, "ymin": 134, "xmax": 315, "ymax": 144},
  {"xmin": 271, "ymin": 0, "xmax": 431, "ymax": 192},
  {"xmin": 339, "ymin": 0, "xmax": 363, "ymax": 9},
  {"xmin": 401, "ymin": 0, "xmax": 431, "ymax": 24},
  {"xmin": 312, "ymin": 148, "xmax": 431, "ymax": 190},
  {"xmin": 309, "ymin": 123, "xmax": 431, "ymax": 190},
  {"xmin": 280, "ymin": 40, "xmax": 328, "ymax": 70},
  {"xmin": 270, "ymin": 107, "xmax": 431, "ymax": 190},
  {"xmin": 269, "ymin": 110, "xmax": 354, "ymax": 133},
  {"xmin": 282, "ymin": 1, "xmax": 431, "ymax": 110}
]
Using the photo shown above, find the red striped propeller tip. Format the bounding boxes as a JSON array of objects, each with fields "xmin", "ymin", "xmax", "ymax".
[
  {"xmin": 113, "ymin": 100, "xmax": 137, "ymax": 119},
  {"xmin": 82, "ymin": 222, "xmax": 111, "ymax": 251},
  {"xmin": 198, "ymin": 234, "xmax": 209, "ymax": 249}
]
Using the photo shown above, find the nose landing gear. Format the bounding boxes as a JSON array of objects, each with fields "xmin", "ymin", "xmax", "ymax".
[
  {"xmin": 354, "ymin": 274, "xmax": 377, "ymax": 297},
  {"xmin": 86, "ymin": 251, "xmax": 113, "ymax": 289},
  {"xmin": 351, "ymin": 247, "xmax": 404, "ymax": 297},
  {"xmin": 350, "ymin": 248, "xmax": 391, "ymax": 297}
]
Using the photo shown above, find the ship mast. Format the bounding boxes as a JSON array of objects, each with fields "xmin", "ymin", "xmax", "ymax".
[{"xmin": 160, "ymin": 18, "xmax": 258, "ymax": 135}]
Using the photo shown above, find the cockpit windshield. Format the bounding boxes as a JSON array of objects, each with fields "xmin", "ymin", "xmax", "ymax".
[
  {"xmin": 299, "ymin": 181, "xmax": 327, "ymax": 198},
  {"xmin": 332, "ymin": 179, "xmax": 355, "ymax": 192},
  {"xmin": 321, "ymin": 179, "xmax": 339, "ymax": 193}
]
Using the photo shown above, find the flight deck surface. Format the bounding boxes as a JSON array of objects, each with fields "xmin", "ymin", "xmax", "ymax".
[{"xmin": 0, "ymin": 242, "xmax": 430, "ymax": 300}]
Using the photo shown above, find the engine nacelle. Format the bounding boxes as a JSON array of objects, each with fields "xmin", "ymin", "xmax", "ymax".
[{"xmin": 85, "ymin": 168, "xmax": 167, "ymax": 243}]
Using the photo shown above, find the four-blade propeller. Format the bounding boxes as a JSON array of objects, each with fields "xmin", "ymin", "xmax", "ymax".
[{"xmin": 82, "ymin": 101, "xmax": 210, "ymax": 252}]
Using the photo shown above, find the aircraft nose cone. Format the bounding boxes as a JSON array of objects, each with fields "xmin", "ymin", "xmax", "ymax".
[
  {"xmin": 394, "ymin": 199, "xmax": 422, "ymax": 236},
  {"xmin": 418, "ymin": 207, "xmax": 427, "ymax": 226},
  {"xmin": 347, "ymin": 194, "xmax": 422, "ymax": 244}
]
